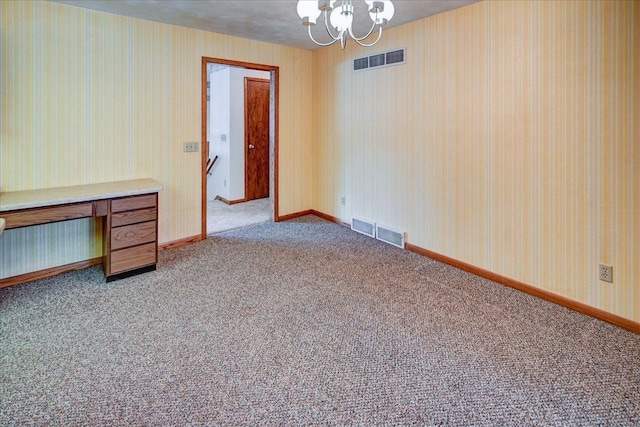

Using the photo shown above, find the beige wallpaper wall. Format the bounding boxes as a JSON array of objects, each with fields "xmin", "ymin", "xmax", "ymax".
[
  {"xmin": 312, "ymin": 0, "xmax": 639, "ymax": 322},
  {"xmin": 0, "ymin": 1, "xmax": 314, "ymax": 278},
  {"xmin": 1, "ymin": 0, "xmax": 637, "ymax": 325}
]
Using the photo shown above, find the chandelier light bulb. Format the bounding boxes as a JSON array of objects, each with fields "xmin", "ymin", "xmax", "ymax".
[
  {"xmin": 330, "ymin": 6, "xmax": 353, "ymax": 32},
  {"xmin": 297, "ymin": 0, "xmax": 322, "ymax": 25}
]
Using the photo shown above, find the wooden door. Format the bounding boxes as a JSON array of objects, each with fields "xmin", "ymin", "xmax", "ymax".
[{"xmin": 244, "ymin": 77, "xmax": 270, "ymax": 201}]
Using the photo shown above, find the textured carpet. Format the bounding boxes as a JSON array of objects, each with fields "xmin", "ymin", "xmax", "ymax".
[
  {"xmin": 206, "ymin": 198, "xmax": 271, "ymax": 234},
  {"xmin": 1, "ymin": 216, "xmax": 639, "ymax": 426}
]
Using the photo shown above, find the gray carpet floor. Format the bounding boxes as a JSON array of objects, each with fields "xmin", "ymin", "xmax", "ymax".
[{"xmin": 1, "ymin": 215, "xmax": 639, "ymax": 426}]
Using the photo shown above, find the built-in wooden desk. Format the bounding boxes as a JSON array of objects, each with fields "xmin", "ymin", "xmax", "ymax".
[{"xmin": 0, "ymin": 179, "xmax": 162, "ymax": 286}]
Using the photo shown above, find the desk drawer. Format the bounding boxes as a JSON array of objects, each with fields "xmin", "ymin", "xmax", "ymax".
[
  {"xmin": 111, "ymin": 194, "xmax": 156, "ymax": 213},
  {"xmin": 2, "ymin": 203, "xmax": 93, "ymax": 229},
  {"xmin": 111, "ymin": 221, "xmax": 156, "ymax": 250},
  {"xmin": 110, "ymin": 242, "xmax": 156, "ymax": 274},
  {"xmin": 111, "ymin": 207, "xmax": 157, "ymax": 227}
]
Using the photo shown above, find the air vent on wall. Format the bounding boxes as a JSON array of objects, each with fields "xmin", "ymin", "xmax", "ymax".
[
  {"xmin": 353, "ymin": 57, "xmax": 369, "ymax": 71},
  {"xmin": 353, "ymin": 48, "xmax": 405, "ymax": 72},
  {"xmin": 375, "ymin": 223, "xmax": 405, "ymax": 249},
  {"xmin": 351, "ymin": 216, "xmax": 376, "ymax": 238},
  {"xmin": 369, "ymin": 53, "xmax": 385, "ymax": 68},
  {"xmin": 386, "ymin": 49, "xmax": 404, "ymax": 65}
]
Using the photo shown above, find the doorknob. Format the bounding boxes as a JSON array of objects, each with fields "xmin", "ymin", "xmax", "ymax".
[{"xmin": 248, "ymin": 144, "xmax": 255, "ymax": 149}]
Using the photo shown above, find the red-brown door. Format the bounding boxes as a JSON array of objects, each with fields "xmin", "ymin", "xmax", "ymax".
[{"xmin": 244, "ymin": 77, "xmax": 270, "ymax": 201}]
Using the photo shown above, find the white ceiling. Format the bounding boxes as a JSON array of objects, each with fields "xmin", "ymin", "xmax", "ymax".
[{"xmin": 50, "ymin": 0, "xmax": 481, "ymax": 50}]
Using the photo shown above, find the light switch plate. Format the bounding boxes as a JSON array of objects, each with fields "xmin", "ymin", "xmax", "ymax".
[{"xmin": 184, "ymin": 142, "xmax": 199, "ymax": 152}]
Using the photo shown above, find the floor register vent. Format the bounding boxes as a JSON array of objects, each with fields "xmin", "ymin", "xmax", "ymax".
[
  {"xmin": 351, "ymin": 217, "xmax": 406, "ymax": 249},
  {"xmin": 351, "ymin": 216, "xmax": 376, "ymax": 238},
  {"xmin": 375, "ymin": 223, "xmax": 405, "ymax": 249}
]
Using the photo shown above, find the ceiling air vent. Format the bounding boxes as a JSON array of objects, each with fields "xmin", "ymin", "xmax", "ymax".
[{"xmin": 353, "ymin": 48, "xmax": 405, "ymax": 72}]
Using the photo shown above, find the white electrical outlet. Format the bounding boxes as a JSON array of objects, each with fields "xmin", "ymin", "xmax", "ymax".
[
  {"xmin": 184, "ymin": 142, "xmax": 199, "ymax": 152},
  {"xmin": 341, "ymin": 196, "xmax": 346, "ymax": 206},
  {"xmin": 599, "ymin": 264, "xmax": 613, "ymax": 283}
]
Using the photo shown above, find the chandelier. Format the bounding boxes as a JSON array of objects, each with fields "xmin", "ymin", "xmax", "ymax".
[{"xmin": 296, "ymin": 0, "xmax": 395, "ymax": 49}]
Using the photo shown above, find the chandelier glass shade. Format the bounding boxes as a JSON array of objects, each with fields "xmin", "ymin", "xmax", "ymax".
[{"xmin": 296, "ymin": 0, "xmax": 395, "ymax": 49}]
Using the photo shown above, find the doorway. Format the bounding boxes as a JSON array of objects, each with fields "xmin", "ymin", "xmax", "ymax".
[{"xmin": 201, "ymin": 58, "xmax": 279, "ymax": 238}]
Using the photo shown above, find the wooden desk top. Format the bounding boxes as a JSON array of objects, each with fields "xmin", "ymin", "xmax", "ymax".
[{"xmin": 0, "ymin": 179, "xmax": 162, "ymax": 212}]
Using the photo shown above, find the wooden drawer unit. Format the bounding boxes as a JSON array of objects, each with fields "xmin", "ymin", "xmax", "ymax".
[
  {"xmin": 104, "ymin": 193, "xmax": 158, "ymax": 279},
  {"xmin": 0, "ymin": 179, "xmax": 162, "ymax": 288}
]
